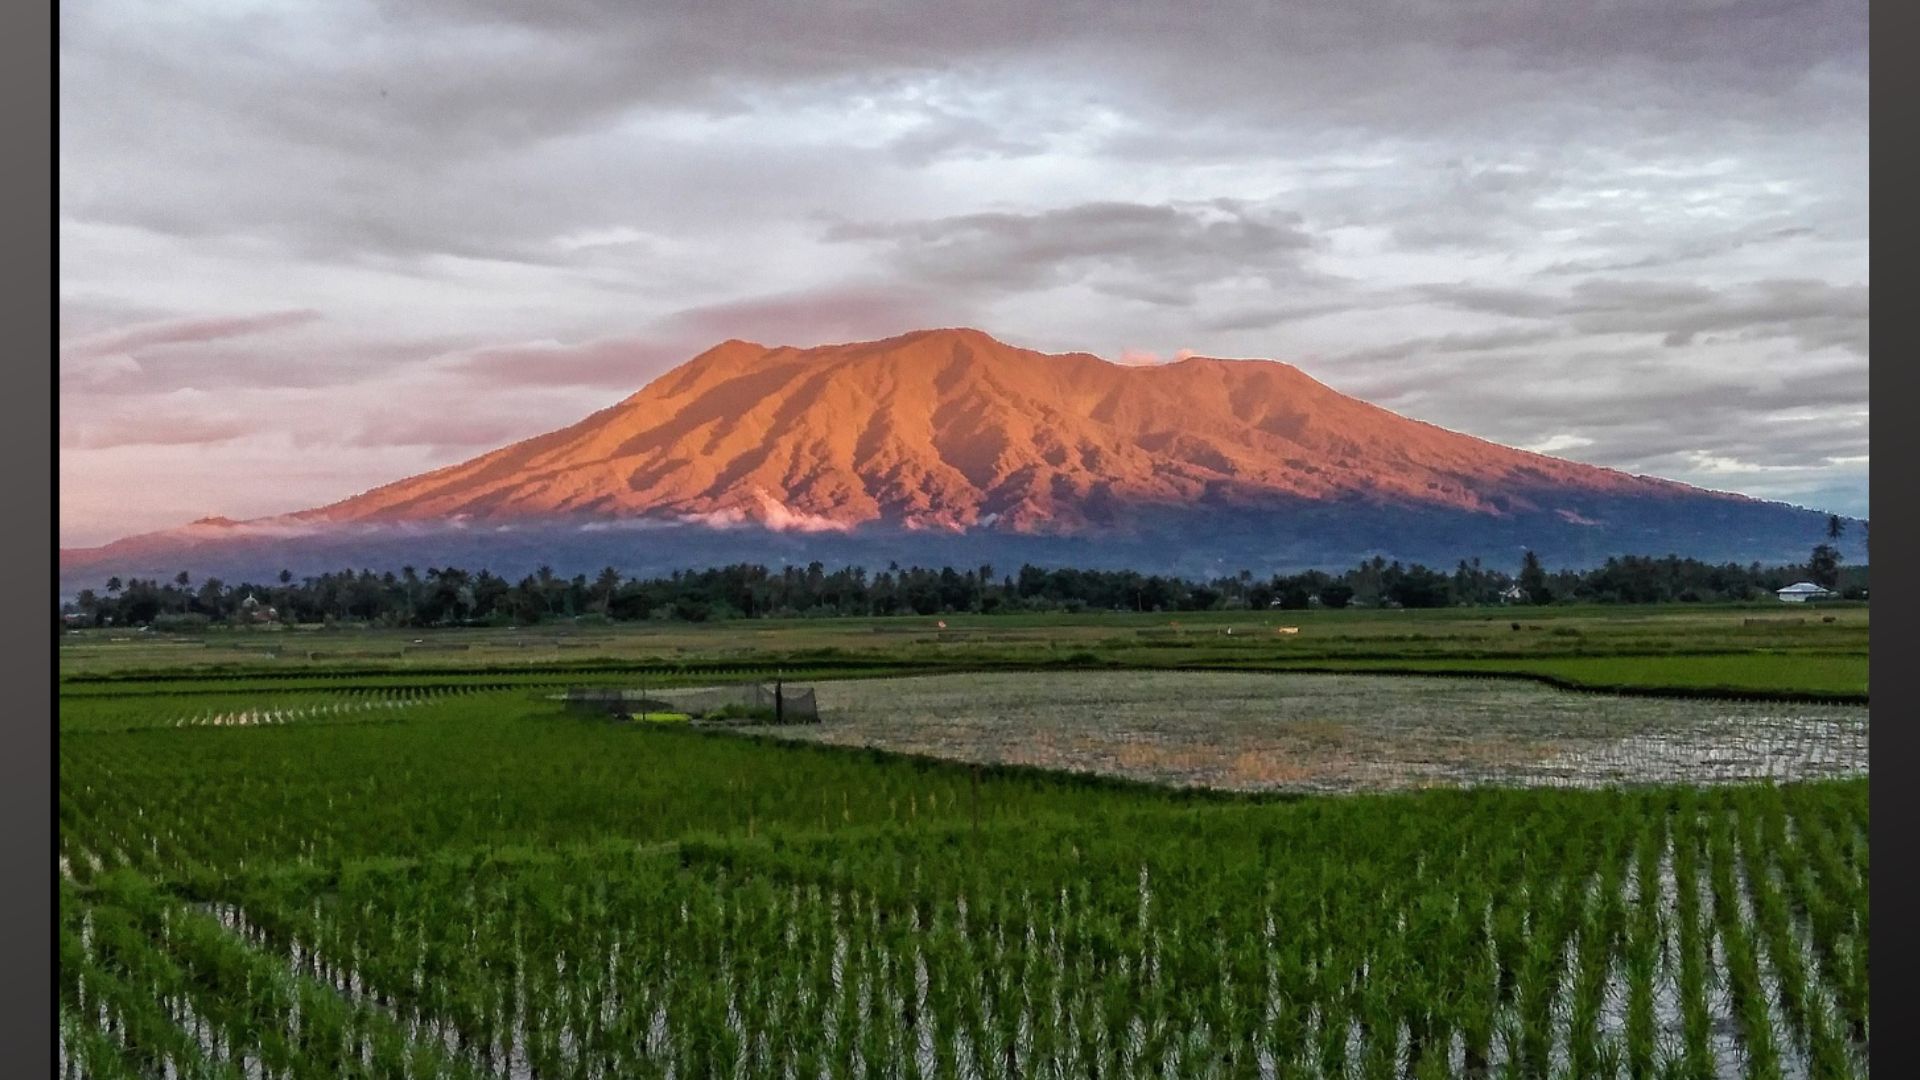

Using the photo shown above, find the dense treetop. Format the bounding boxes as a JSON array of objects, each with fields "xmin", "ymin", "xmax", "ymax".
[{"xmin": 62, "ymin": 549, "xmax": 1865, "ymax": 631}]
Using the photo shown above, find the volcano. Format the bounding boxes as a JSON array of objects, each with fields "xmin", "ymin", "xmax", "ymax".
[{"xmin": 60, "ymin": 328, "xmax": 1858, "ymax": 585}]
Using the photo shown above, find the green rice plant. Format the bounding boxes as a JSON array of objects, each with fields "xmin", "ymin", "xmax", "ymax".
[
  {"xmin": 1458, "ymin": 889, "xmax": 1503, "ymax": 1075},
  {"xmin": 1736, "ymin": 789, "xmax": 1854, "ymax": 1079},
  {"xmin": 1773, "ymin": 790, "xmax": 1869, "ymax": 1054},
  {"xmin": 1669, "ymin": 792, "xmax": 1718, "ymax": 1080},
  {"xmin": 1566, "ymin": 864, "xmax": 1620, "ymax": 1076},
  {"xmin": 1704, "ymin": 806, "xmax": 1781, "ymax": 1080},
  {"xmin": 1623, "ymin": 813, "xmax": 1665, "ymax": 1080}
]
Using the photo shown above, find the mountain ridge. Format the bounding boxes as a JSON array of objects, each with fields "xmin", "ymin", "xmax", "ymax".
[{"xmin": 294, "ymin": 327, "xmax": 1721, "ymax": 532}]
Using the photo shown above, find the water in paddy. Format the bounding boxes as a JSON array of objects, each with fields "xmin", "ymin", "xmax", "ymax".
[{"xmin": 744, "ymin": 671, "xmax": 1868, "ymax": 794}]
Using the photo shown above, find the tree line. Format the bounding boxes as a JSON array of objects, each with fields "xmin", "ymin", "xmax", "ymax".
[{"xmin": 61, "ymin": 540, "xmax": 1864, "ymax": 630}]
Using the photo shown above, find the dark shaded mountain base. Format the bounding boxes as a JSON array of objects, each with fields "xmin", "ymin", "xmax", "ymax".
[{"xmin": 60, "ymin": 494, "xmax": 1861, "ymax": 593}]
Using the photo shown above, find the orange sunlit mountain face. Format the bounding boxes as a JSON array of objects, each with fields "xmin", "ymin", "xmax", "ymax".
[{"xmin": 298, "ymin": 328, "xmax": 1717, "ymax": 536}]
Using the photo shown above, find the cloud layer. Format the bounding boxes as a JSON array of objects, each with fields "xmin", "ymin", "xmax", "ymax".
[{"xmin": 59, "ymin": 0, "xmax": 1867, "ymax": 545}]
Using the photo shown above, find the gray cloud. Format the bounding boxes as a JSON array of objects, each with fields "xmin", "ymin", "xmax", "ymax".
[
  {"xmin": 887, "ymin": 109, "xmax": 1048, "ymax": 166},
  {"xmin": 444, "ymin": 337, "xmax": 695, "ymax": 391},
  {"xmin": 360, "ymin": 2, "xmax": 1866, "ymax": 139},
  {"xmin": 1417, "ymin": 277, "xmax": 1867, "ymax": 355},
  {"xmin": 1320, "ymin": 330, "xmax": 1867, "ymax": 515},
  {"xmin": 1198, "ymin": 301, "xmax": 1362, "ymax": 334},
  {"xmin": 658, "ymin": 284, "xmax": 970, "ymax": 349},
  {"xmin": 1372, "ymin": 162, "xmax": 1568, "ymax": 253},
  {"xmin": 1414, "ymin": 284, "xmax": 1566, "ymax": 320},
  {"xmin": 1537, "ymin": 224, "xmax": 1818, "ymax": 276},
  {"xmin": 825, "ymin": 200, "xmax": 1317, "ymax": 304},
  {"xmin": 58, "ymin": 0, "xmax": 1868, "ymax": 540},
  {"xmin": 1564, "ymin": 278, "xmax": 1868, "ymax": 354},
  {"xmin": 1335, "ymin": 325, "xmax": 1569, "ymax": 367}
]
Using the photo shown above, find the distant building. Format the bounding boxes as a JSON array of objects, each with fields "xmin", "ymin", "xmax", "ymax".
[{"xmin": 1775, "ymin": 581, "xmax": 1834, "ymax": 603}]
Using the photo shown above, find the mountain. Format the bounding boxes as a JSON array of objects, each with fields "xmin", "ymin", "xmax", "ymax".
[{"xmin": 61, "ymin": 328, "xmax": 1862, "ymax": 587}]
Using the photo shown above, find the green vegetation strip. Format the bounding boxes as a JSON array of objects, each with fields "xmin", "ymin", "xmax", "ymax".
[
  {"xmin": 62, "ymin": 606, "xmax": 1868, "ymax": 706},
  {"xmin": 62, "ymin": 648, "xmax": 1867, "ymax": 705}
]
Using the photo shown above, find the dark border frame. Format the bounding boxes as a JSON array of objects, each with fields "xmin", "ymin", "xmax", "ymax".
[
  {"xmin": 1867, "ymin": 5, "xmax": 1914, "ymax": 1077},
  {"xmin": 6, "ymin": 0, "xmax": 52, "ymax": 1071}
]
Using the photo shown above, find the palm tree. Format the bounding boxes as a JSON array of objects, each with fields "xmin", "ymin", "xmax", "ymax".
[
  {"xmin": 594, "ymin": 567, "xmax": 622, "ymax": 615},
  {"xmin": 1822, "ymin": 515, "xmax": 1847, "ymax": 590},
  {"xmin": 1807, "ymin": 544, "xmax": 1841, "ymax": 589},
  {"xmin": 536, "ymin": 565, "xmax": 557, "ymax": 614},
  {"xmin": 196, "ymin": 577, "xmax": 225, "ymax": 616},
  {"xmin": 1518, "ymin": 550, "xmax": 1550, "ymax": 605}
]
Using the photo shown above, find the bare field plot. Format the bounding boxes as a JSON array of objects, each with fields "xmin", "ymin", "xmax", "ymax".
[{"xmin": 748, "ymin": 671, "xmax": 1868, "ymax": 793}]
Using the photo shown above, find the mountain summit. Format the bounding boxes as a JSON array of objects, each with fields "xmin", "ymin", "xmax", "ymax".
[{"xmin": 62, "ymin": 328, "xmax": 1854, "ymax": 584}]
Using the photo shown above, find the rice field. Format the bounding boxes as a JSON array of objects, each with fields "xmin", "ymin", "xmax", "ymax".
[
  {"xmin": 58, "ymin": 661, "xmax": 1870, "ymax": 1078},
  {"xmin": 749, "ymin": 672, "xmax": 1870, "ymax": 794}
]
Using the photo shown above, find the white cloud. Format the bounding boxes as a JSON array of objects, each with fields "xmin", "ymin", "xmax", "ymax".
[
  {"xmin": 1525, "ymin": 434, "xmax": 1596, "ymax": 455},
  {"xmin": 675, "ymin": 492, "xmax": 854, "ymax": 534},
  {"xmin": 551, "ymin": 225, "xmax": 650, "ymax": 251}
]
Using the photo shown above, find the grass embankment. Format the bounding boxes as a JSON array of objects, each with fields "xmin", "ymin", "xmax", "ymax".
[
  {"xmin": 1258, "ymin": 654, "xmax": 1869, "ymax": 699},
  {"xmin": 61, "ymin": 603, "xmax": 1866, "ymax": 699}
]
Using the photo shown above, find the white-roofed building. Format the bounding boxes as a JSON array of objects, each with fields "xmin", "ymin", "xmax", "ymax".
[{"xmin": 1775, "ymin": 581, "xmax": 1835, "ymax": 603}]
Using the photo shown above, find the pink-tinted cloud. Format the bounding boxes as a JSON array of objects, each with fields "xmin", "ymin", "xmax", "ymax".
[
  {"xmin": 342, "ymin": 409, "xmax": 550, "ymax": 452},
  {"xmin": 658, "ymin": 285, "xmax": 958, "ymax": 349},
  {"xmin": 442, "ymin": 337, "xmax": 690, "ymax": 390},
  {"xmin": 60, "ymin": 439, "xmax": 473, "ymax": 547},
  {"xmin": 63, "ymin": 352, "xmax": 144, "ymax": 389},
  {"xmin": 70, "ymin": 416, "xmax": 258, "ymax": 450},
  {"xmin": 60, "ymin": 308, "xmax": 323, "ymax": 362},
  {"xmin": 60, "ymin": 390, "xmax": 257, "ymax": 450},
  {"xmin": 1114, "ymin": 347, "xmax": 1195, "ymax": 366},
  {"xmin": 60, "ymin": 309, "xmax": 329, "ymax": 394}
]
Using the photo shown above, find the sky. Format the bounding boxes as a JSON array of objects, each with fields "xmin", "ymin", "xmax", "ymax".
[{"xmin": 58, "ymin": 0, "xmax": 1868, "ymax": 547}]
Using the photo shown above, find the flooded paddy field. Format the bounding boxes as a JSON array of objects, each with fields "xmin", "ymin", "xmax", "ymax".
[{"xmin": 747, "ymin": 671, "xmax": 1869, "ymax": 793}]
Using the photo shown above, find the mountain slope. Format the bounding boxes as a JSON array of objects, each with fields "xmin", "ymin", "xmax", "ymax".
[
  {"xmin": 62, "ymin": 328, "xmax": 1856, "ymax": 584},
  {"xmin": 305, "ymin": 327, "xmax": 1709, "ymax": 532}
]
